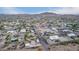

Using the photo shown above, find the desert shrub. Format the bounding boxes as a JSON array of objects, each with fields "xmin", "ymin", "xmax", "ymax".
[
  {"xmin": 37, "ymin": 48, "xmax": 43, "ymax": 51},
  {"xmin": 59, "ymin": 42, "xmax": 68, "ymax": 45},
  {"xmin": 55, "ymin": 40, "xmax": 60, "ymax": 42},
  {"xmin": 74, "ymin": 39, "xmax": 79, "ymax": 44},
  {"xmin": 59, "ymin": 39, "xmax": 79, "ymax": 45}
]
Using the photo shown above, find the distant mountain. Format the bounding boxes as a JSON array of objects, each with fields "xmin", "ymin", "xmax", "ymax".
[
  {"xmin": 0, "ymin": 12, "xmax": 79, "ymax": 22},
  {"xmin": 0, "ymin": 12, "xmax": 79, "ymax": 16},
  {"xmin": 31, "ymin": 12, "xmax": 60, "ymax": 17},
  {"xmin": 40, "ymin": 12, "xmax": 57, "ymax": 15}
]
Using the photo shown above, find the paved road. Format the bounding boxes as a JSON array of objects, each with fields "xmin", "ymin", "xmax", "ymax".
[
  {"xmin": 34, "ymin": 28, "xmax": 50, "ymax": 51},
  {"xmin": 38, "ymin": 37, "xmax": 49, "ymax": 51}
]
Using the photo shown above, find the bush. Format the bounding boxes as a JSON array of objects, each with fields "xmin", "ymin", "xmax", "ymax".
[
  {"xmin": 74, "ymin": 39, "xmax": 79, "ymax": 44},
  {"xmin": 55, "ymin": 40, "xmax": 60, "ymax": 42},
  {"xmin": 59, "ymin": 42, "xmax": 68, "ymax": 45}
]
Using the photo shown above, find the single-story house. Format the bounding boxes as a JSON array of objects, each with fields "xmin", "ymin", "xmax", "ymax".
[
  {"xmin": 25, "ymin": 39, "xmax": 41, "ymax": 48},
  {"xmin": 20, "ymin": 29, "xmax": 26, "ymax": 33},
  {"xmin": 49, "ymin": 35, "xmax": 59, "ymax": 41},
  {"xmin": 51, "ymin": 27, "xmax": 58, "ymax": 32},
  {"xmin": 67, "ymin": 33, "xmax": 77, "ymax": 38},
  {"xmin": 11, "ymin": 37, "xmax": 18, "ymax": 42},
  {"xmin": 47, "ymin": 35, "xmax": 60, "ymax": 45},
  {"xmin": 31, "ymin": 30, "xmax": 35, "ymax": 33},
  {"xmin": 25, "ymin": 43, "xmax": 41, "ymax": 48},
  {"xmin": 7, "ymin": 30, "xmax": 15, "ymax": 33},
  {"xmin": 58, "ymin": 29, "xmax": 73, "ymax": 36}
]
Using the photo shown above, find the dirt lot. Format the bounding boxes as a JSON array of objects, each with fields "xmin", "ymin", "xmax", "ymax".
[
  {"xmin": 1, "ymin": 43, "xmax": 79, "ymax": 51},
  {"xmin": 49, "ymin": 43, "xmax": 79, "ymax": 51}
]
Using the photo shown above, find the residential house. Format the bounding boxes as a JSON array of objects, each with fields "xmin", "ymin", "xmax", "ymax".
[
  {"xmin": 20, "ymin": 29, "xmax": 26, "ymax": 33},
  {"xmin": 47, "ymin": 35, "xmax": 60, "ymax": 45},
  {"xmin": 58, "ymin": 28, "xmax": 73, "ymax": 36},
  {"xmin": 67, "ymin": 33, "xmax": 77, "ymax": 39},
  {"xmin": 25, "ymin": 39, "xmax": 41, "ymax": 48}
]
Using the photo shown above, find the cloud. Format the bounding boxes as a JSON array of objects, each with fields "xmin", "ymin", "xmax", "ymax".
[
  {"xmin": 1, "ymin": 7, "xmax": 25, "ymax": 14},
  {"xmin": 50, "ymin": 7, "xmax": 79, "ymax": 14}
]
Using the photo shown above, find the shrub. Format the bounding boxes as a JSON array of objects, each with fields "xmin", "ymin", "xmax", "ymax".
[{"xmin": 74, "ymin": 39, "xmax": 79, "ymax": 44}]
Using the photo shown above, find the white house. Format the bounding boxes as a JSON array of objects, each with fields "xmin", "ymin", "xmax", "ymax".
[
  {"xmin": 49, "ymin": 35, "xmax": 59, "ymax": 41},
  {"xmin": 31, "ymin": 30, "xmax": 34, "ymax": 33},
  {"xmin": 51, "ymin": 27, "xmax": 58, "ymax": 32},
  {"xmin": 67, "ymin": 33, "xmax": 76, "ymax": 37},
  {"xmin": 20, "ymin": 29, "xmax": 26, "ymax": 33},
  {"xmin": 36, "ymin": 39, "xmax": 40, "ymax": 43},
  {"xmin": 47, "ymin": 35, "xmax": 60, "ymax": 45},
  {"xmin": 25, "ymin": 43, "xmax": 41, "ymax": 48},
  {"xmin": 25, "ymin": 40, "xmax": 41, "ymax": 48},
  {"xmin": 62, "ymin": 29, "xmax": 73, "ymax": 33},
  {"xmin": 7, "ymin": 30, "xmax": 17, "ymax": 35}
]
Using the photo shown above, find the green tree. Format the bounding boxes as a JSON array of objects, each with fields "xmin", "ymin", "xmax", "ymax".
[
  {"xmin": 24, "ymin": 32, "xmax": 30, "ymax": 41},
  {"xmin": 24, "ymin": 32, "xmax": 36, "ymax": 42},
  {"xmin": 0, "ymin": 24, "xmax": 4, "ymax": 30},
  {"xmin": 67, "ymin": 23, "xmax": 79, "ymax": 31},
  {"xmin": 5, "ymin": 34, "xmax": 11, "ymax": 45}
]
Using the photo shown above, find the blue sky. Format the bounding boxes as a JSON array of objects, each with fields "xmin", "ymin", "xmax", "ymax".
[{"xmin": 0, "ymin": 7, "xmax": 79, "ymax": 14}]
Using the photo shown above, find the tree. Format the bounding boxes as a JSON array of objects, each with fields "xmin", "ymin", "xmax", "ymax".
[
  {"xmin": 0, "ymin": 24, "xmax": 4, "ymax": 30},
  {"xmin": 67, "ymin": 23, "xmax": 79, "ymax": 31},
  {"xmin": 16, "ymin": 24, "xmax": 21, "ymax": 32},
  {"xmin": 5, "ymin": 34, "xmax": 11, "ymax": 45},
  {"xmin": 24, "ymin": 31, "xmax": 36, "ymax": 43},
  {"xmin": 24, "ymin": 32, "xmax": 30, "ymax": 42}
]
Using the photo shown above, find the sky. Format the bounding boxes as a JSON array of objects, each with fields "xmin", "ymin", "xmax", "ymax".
[{"xmin": 0, "ymin": 7, "xmax": 79, "ymax": 14}]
